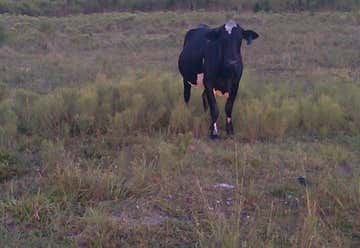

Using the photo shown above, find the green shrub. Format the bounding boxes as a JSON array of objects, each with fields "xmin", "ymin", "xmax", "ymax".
[
  {"xmin": 300, "ymin": 94, "xmax": 346, "ymax": 135},
  {"xmin": 334, "ymin": 83, "xmax": 360, "ymax": 132},
  {"xmin": 40, "ymin": 139, "xmax": 66, "ymax": 172},
  {"xmin": 0, "ymin": 1, "xmax": 11, "ymax": 13},
  {"xmin": 32, "ymin": 93, "xmax": 66, "ymax": 137},
  {"xmin": 0, "ymin": 23, "xmax": 6, "ymax": 47},
  {"xmin": 13, "ymin": 89, "xmax": 39, "ymax": 135},
  {"xmin": 0, "ymin": 193, "xmax": 57, "ymax": 225},
  {"xmin": 0, "ymin": 149, "xmax": 23, "ymax": 182},
  {"xmin": 3, "ymin": 72, "xmax": 360, "ymax": 142},
  {"xmin": 75, "ymin": 88, "xmax": 97, "ymax": 135},
  {"xmin": 0, "ymin": 101, "xmax": 17, "ymax": 146},
  {"xmin": 0, "ymin": 82, "xmax": 8, "ymax": 102},
  {"xmin": 169, "ymin": 100, "xmax": 193, "ymax": 134},
  {"xmin": 253, "ymin": 0, "xmax": 271, "ymax": 12},
  {"xmin": 38, "ymin": 19, "xmax": 55, "ymax": 37},
  {"xmin": 49, "ymin": 161, "xmax": 130, "ymax": 202},
  {"xmin": 237, "ymin": 98, "xmax": 263, "ymax": 142},
  {"xmin": 236, "ymin": 93, "xmax": 299, "ymax": 141}
]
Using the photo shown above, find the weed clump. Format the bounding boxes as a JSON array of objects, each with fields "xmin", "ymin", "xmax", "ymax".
[
  {"xmin": 0, "ymin": 150, "xmax": 23, "ymax": 182},
  {"xmin": 300, "ymin": 94, "xmax": 345, "ymax": 136},
  {"xmin": 0, "ymin": 23, "xmax": 6, "ymax": 47},
  {"xmin": 0, "ymin": 101, "xmax": 17, "ymax": 147},
  {"xmin": 49, "ymin": 163, "xmax": 129, "ymax": 203},
  {"xmin": 169, "ymin": 101, "xmax": 192, "ymax": 134},
  {"xmin": 13, "ymin": 89, "xmax": 39, "ymax": 135},
  {"xmin": 238, "ymin": 98, "xmax": 293, "ymax": 141},
  {"xmin": 40, "ymin": 139, "xmax": 65, "ymax": 172}
]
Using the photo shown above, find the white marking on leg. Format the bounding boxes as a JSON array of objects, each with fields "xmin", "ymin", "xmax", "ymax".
[
  {"xmin": 227, "ymin": 117, "xmax": 232, "ymax": 124},
  {"xmin": 213, "ymin": 122, "xmax": 218, "ymax": 135}
]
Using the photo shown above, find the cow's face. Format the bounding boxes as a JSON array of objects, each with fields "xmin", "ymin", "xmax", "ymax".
[{"xmin": 206, "ymin": 20, "xmax": 259, "ymax": 72}]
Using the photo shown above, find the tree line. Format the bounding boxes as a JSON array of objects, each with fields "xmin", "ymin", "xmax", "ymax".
[{"xmin": 0, "ymin": 0, "xmax": 359, "ymax": 16}]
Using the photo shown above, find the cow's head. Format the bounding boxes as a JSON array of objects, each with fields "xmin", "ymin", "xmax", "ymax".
[{"xmin": 206, "ymin": 20, "xmax": 259, "ymax": 72}]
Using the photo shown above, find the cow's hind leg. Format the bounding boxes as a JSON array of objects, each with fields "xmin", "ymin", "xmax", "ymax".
[
  {"xmin": 183, "ymin": 79, "xmax": 191, "ymax": 104},
  {"xmin": 202, "ymin": 90, "xmax": 208, "ymax": 112},
  {"xmin": 205, "ymin": 87, "xmax": 219, "ymax": 139}
]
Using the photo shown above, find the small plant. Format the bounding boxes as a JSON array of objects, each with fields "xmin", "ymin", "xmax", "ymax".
[
  {"xmin": 253, "ymin": 0, "xmax": 271, "ymax": 12},
  {"xmin": 38, "ymin": 19, "xmax": 55, "ymax": 37},
  {"xmin": 0, "ymin": 82, "xmax": 8, "ymax": 102},
  {"xmin": 169, "ymin": 100, "xmax": 193, "ymax": 134},
  {"xmin": 0, "ymin": 101, "xmax": 17, "ymax": 147},
  {"xmin": 49, "ymin": 163, "xmax": 130, "ymax": 203},
  {"xmin": 0, "ymin": 150, "xmax": 22, "ymax": 182},
  {"xmin": 300, "ymin": 94, "xmax": 345, "ymax": 135},
  {"xmin": 0, "ymin": 23, "xmax": 6, "ymax": 47}
]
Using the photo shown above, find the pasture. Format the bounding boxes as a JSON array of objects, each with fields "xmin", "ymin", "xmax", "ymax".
[{"xmin": 0, "ymin": 10, "xmax": 360, "ymax": 247}]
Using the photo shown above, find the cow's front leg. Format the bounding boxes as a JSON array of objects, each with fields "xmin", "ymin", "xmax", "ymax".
[
  {"xmin": 225, "ymin": 83, "xmax": 239, "ymax": 136},
  {"xmin": 225, "ymin": 97, "xmax": 234, "ymax": 135},
  {"xmin": 205, "ymin": 87, "xmax": 219, "ymax": 139}
]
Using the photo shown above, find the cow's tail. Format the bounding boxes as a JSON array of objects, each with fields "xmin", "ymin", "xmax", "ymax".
[
  {"xmin": 202, "ymin": 90, "xmax": 208, "ymax": 112},
  {"xmin": 183, "ymin": 79, "xmax": 191, "ymax": 104}
]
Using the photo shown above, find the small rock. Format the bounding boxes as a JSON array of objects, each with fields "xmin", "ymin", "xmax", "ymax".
[
  {"xmin": 284, "ymin": 192, "xmax": 299, "ymax": 209},
  {"xmin": 214, "ymin": 183, "xmax": 235, "ymax": 190}
]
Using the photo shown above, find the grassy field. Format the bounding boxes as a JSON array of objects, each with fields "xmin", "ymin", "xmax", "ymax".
[{"xmin": 0, "ymin": 10, "xmax": 360, "ymax": 247}]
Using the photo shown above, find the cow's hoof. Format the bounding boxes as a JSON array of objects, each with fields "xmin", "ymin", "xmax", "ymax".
[
  {"xmin": 226, "ymin": 129, "xmax": 234, "ymax": 136},
  {"xmin": 226, "ymin": 122, "xmax": 234, "ymax": 135},
  {"xmin": 209, "ymin": 133, "xmax": 219, "ymax": 140},
  {"xmin": 209, "ymin": 123, "xmax": 219, "ymax": 140}
]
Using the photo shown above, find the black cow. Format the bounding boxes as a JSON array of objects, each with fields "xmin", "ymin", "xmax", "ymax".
[{"xmin": 178, "ymin": 20, "xmax": 259, "ymax": 139}]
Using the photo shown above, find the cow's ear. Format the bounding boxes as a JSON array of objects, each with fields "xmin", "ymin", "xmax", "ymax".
[
  {"xmin": 205, "ymin": 28, "xmax": 221, "ymax": 41},
  {"xmin": 243, "ymin": 30, "xmax": 259, "ymax": 45}
]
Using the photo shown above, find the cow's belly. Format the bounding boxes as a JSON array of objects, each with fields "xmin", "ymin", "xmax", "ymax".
[{"xmin": 190, "ymin": 73, "xmax": 229, "ymax": 98}]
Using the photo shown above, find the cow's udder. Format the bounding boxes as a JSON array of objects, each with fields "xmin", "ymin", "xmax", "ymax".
[{"xmin": 196, "ymin": 73, "xmax": 204, "ymax": 88}]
